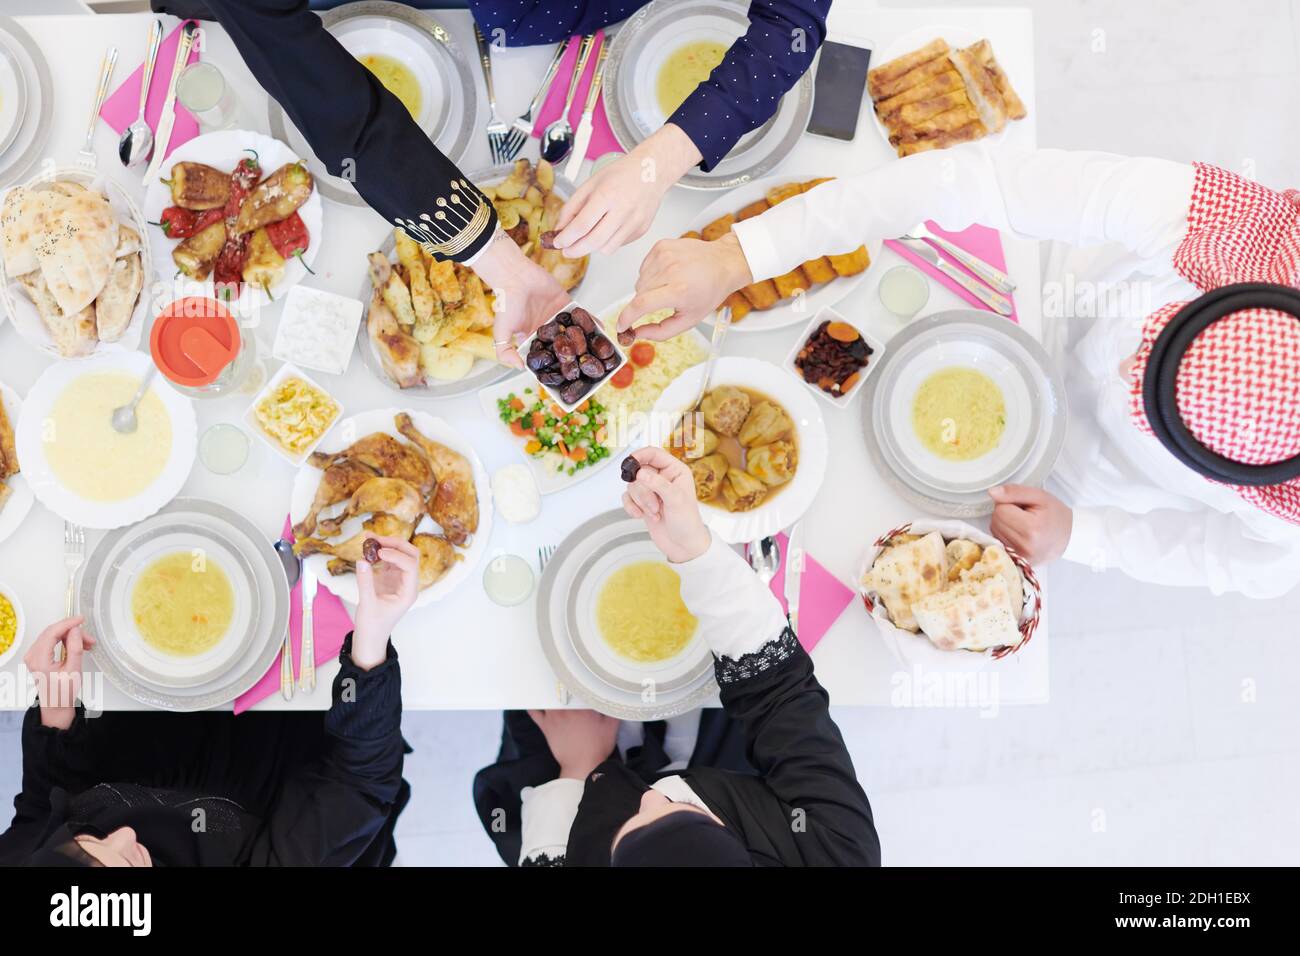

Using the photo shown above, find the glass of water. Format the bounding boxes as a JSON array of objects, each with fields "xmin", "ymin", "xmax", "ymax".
[{"xmin": 177, "ymin": 62, "xmax": 240, "ymax": 131}]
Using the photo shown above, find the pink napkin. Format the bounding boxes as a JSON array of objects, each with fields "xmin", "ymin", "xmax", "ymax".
[
  {"xmin": 234, "ymin": 518, "xmax": 354, "ymax": 714},
  {"xmin": 766, "ymin": 532, "xmax": 854, "ymax": 653},
  {"xmin": 884, "ymin": 221, "xmax": 1019, "ymax": 323},
  {"xmin": 99, "ymin": 20, "xmax": 202, "ymax": 162},
  {"xmin": 531, "ymin": 31, "xmax": 623, "ymax": 164}
]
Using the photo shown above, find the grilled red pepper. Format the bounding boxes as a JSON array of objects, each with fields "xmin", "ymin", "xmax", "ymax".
[
  {"xmin": 263, "ymin": 211, "xmax": 313, "ymax": 273},
  {"xmin": 213, "ymin": 151, "xmax": 262, "ymax": 300},
  {"xmin": 154, "ymin": 205, "xmax": 222, "ymax": 240}
]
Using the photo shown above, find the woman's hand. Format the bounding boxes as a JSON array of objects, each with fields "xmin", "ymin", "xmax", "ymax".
[
  {"xmin": 23, "ymin": 617, "xmax": 95, "ymax": 730},
  {"xmin": 471, "ymin": 231, "xmax": 571, "ymax": 369},
  {"xmin": 351, "ymin": 535, "xmax": 422, "ymax": 670},
  {"xmin": 549, "ymin": 124, "xmax": 702, "ymax": 259},
  {"xmin": 989, "ymin": 485, "xmax": 1073, "ymax": 565},
  {"xmin": 621, "ymin": 446, "xmax": 712, "ymax": 564},
  {"xmin": 528, "ymin": 708, "xmax": 620, "ymax": 780},
  {"xmin": 617, "ymin": 232, "xmax": 753, "ymax": 340}
]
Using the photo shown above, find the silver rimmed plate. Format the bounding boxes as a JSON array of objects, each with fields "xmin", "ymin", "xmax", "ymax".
[
  {"xmin": 603, "ymin": 0, "xmax": 814, "ymax": 190},
  {"xmin": 267, "ymin": 0, "xmax": 477, "ymax": 206},
  {"xmin": 77, "ymin": 499, "xmax": 290, "ymax": 711},
  {"xmin": 0, "ymin": 29, "xmax": 28, "ymax": 157},
  {"xmin": 537, "ymin": 510, "xmax": 717, "ymax": 720},
  {"xmin": 861, "ymin": 311, "xmax": 1067, "ymax": 517},
  {"xmin": 0, "ymin": 17, "xmax": 53, "ymax": 189}
]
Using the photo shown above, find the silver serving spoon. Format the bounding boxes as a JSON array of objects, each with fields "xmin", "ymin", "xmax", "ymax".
[
  {"xmin": 110, "ymin": 366, "xmax": 157, "ymax": 434},
  {"xmin": 273, "ymin": 538, "xmax": 302, "ymax": 588},
  {"xmin": 746, "ymin": 537, "xmax": 782, "ymax": 586},
  {"xmin": 539, "ymin": 34, "xmax": 595, "ymax": 164},
  {"xmin": 119, "ymin": 19, "xmax": 163, "ymax": 168}
]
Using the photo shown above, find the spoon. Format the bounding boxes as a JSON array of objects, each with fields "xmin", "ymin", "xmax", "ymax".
[
  {"xmin": 119, "ymin": 19, "xmax": 163, "ymax": 168},
  {"xmin": 273, "ymin": 538, "xmax": 301, "ymax": 588},
  {"xmin": 746, "ymin": 536, "xmax": 782, "ymax": 586},
  {"xmin": 111, "ymin": 366, "xmax": 158, "ymax": 434},
  {"xmin": 539, "ymin": 34, "xmax": 595, "ymax": 164}
]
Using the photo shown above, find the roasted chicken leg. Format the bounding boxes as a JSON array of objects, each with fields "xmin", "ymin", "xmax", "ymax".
[
  {"xmin": 293, "ymin": 459, "xmax": 376, "ymax": 538},
  {"xmin": 395, "ymin": 412, "xmax": 478, "ymax": 545},
  {"xmin": 316, "ymin": 476, "xmax": 425, "ymax": 537},
  {"xmin": 309, "ymin": 432, "xmax": 434, "ymax": 499},
  {"xmin": 294, "ymin": 513, "xmax": 414, "ymax": 561}
]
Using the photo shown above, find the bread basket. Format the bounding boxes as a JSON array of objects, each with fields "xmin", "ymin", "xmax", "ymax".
[{"xmin": 858, "ymin": 518, "xmax": 1042, "ymax": 670}]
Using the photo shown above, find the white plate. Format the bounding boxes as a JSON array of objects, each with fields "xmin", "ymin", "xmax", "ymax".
[
  {"xmin": 15, "ymin": 351, "xmax": 198, "ymax": 530},
  {"xmin": 687, "ymin": 173, "xmax": 881, "ymax": 333},
  {"xmin": 650, "ymin": 356, "xmax": 829, "ymax": 544},
  {"xmin": 288, "ymin": 407, "xmax": 493, "ymax": 607},
  {"xmin": 782, "ymin": 306, "xmax": 888, "ymax": 409},
  {"xmin": 0, "ymin": 168, "xmax": 153, "ymax": 359},
  {"xmin": 0, "ymin": 382, "xmax": 34, "ymax": 545},
  {"xmin": 334, "ymin": 18, "xmax": 445, "ymax": 135},
  {"xmin": 0, "ymin": 17, "xmax": 53, "ymax": 191},
  {"xmin": 0, "ymin": 36, "xmax": 26, "ymax": 157},
  {"xmin": 142, "ymin": 130, "xmax": 323, "ymax": 314},
  {"xmin": 868, "ymin": 25, "xmax": 1011, "ymax": 157}
]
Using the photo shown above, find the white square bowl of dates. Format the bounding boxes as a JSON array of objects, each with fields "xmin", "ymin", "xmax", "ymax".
[{"xmin": 519, "ymin": 303, "xmax": 628, "ymax": 413}]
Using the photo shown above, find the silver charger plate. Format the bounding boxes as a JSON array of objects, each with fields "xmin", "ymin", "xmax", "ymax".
[
  {"xmin": 861, "ymin": 310, "xmax": 1068, "ymax": 518},
  {"xmin": 0, "ymin": 17, "xmax": 53, "ymax": 188},
  {"xmin": 267, "ymin": 0, "xmax": 477, "ymax": 207},
  {"xmin": 77, "ymin": 498, "xmax": 291, "ymax": 711},
  {"xmin": 537, "ymin": 510, "xmax": 717, "ymax": 720},
  {"xmin": 0, "ymin": 28, "xmax": 28, "ymax": 156},
  {"xmin": 603, "ymin": 0, "xmax": 814, "ymax": 191},
  {"xmin": 355, "ymin": 162, "xmax": 580, "ymax": 399}
]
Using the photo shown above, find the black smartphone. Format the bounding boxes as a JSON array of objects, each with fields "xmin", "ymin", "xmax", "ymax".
[{"xmin": 806, "ymin": 40, "xmax": 873, "ymax": 141}]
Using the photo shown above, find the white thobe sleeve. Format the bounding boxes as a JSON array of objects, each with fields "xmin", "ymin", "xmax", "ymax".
[{"xmin": 518, "ymin": 777, "xmax": 585, "ymax": 866}]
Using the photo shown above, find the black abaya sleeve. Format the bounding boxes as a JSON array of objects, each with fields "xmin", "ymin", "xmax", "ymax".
[
  {"xmin": 0, "ymin": 707, "xmax": 100, "ymax": 858},
  {"xmin": 714, "ymin": 628, "xmax": 881, "ymax": 866},
  {"xmin": 250, "ymin": 635, "xmax": 407, "ymax": 866}
]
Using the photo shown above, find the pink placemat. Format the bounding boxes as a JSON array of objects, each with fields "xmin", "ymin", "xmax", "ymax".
[
  {"xmin": 234, "ymin": 518, "xmax": 354, "ymax": 714},
  {"xmin": 884, "ymin": 221, "xmax": 1019, "ymax": 323},
  {"xmin": 766, "ymin": 532, "xmax": 855, "ymax": 654},
  {"xmin": 99, "ymin": 20, "xmax": 202, "ymax": 162},
  {"xmin": 531, "ymin": 31, "xmax": 623, "ymax": 164}
]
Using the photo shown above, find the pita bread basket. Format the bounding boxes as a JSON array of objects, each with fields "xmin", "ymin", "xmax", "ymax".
[{"xmin": 857, "ymin": 519, "xmax": 1042, "ymax": 670}]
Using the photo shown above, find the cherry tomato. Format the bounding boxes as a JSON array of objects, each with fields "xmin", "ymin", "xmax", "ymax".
[
  {"xmin": 629, "ymin": 342, "xmax": 656, "ymax": 367},
  {"xmin": 610, "ymin": 364, "xmax": 635, "ymax": 389}
]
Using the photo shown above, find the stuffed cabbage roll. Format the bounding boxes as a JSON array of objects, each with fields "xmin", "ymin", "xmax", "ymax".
[
  {"xmin": 670, "ymin": 418, "xmax": 720, "ymax": 460},
  {"xmin": 701, "ymin": 386, "xmax": 751, "ymax": 437},
  {"xmin": 721, "ymin": 467, "xmax": 767, "ymax": 512},
  {"xmin": 690, "ymin": 453, "xmax": 729, "ymax": 501},
  {"xmin": 746, "ymin": 439, "xmax": 798, "ymax": 486},
  {"xmin": 738, "ymin": 400, "xmax": 793, "ymax": 447}
]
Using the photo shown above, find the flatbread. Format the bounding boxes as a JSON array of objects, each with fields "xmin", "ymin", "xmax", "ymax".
[
  {"xmin": 960, "ymin": 544, "xmax": 1024, "ymax": 615},
  {"xmin": 17, "ymin": 271, "xmax": 97, "ymax": 357},
  {"xmin": 912, "ymin": 575, "xmax": 1020, "ymax": 652},
  {"xmin": 31, "ymin": 189, "xmax": 119, "ymax": 316},
  {"xmin": 1, "ymin": 186, "xmax": 57, "ymax": 277},
  {"xmin": 114, "ymin": 223, "xmax": 142, "ymax": 259},
  {"xmin": 94, "ymin": 252, "xmax": 143, "ymax": 343},
  {"xmin": 945, "ymin": 539, "xmax": 982, "ymax": 582},
  {"xmin": 862, "ymin": 531, "xmax": 947, "ymax": 632}
]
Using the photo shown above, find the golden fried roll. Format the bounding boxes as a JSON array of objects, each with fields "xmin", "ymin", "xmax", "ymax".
[
  {"xmin": 827, "ymin": 246, "xmax": 871, "ymax": 277},
  {"xmin": 735, "ymin": 198, "xmax": 771, "ymax": 221},
  {"xmin": 875, "ymin": 69, "xmax": 964, "ymax": 118},
  {"xmin": 867, "ymin": 38, "xmax": 950, "ymax": 98},
  {"xmin": 740, "ymin": 279, "xmax": 780, "ymax": 311},
  {"xmin": 800, "ymin": 257, "xmax": 837, "ymax": 285},
  {"xmin": 895, "ymin": 90, "xmax": 974, "ymax": 128},
  {"xmin": 897, "ymin": 120, "xmax": 988, "ymax": 156},
  {"xmin": 869, "ymin": 51, "xmax": 953, "ymax": 101},
  {"xmin": 773, "ymin": 268, "xmax": 807, "ymax": 301},
  {"xmin": 765, "ymin": 182, "xmax": 803, "ymax": 206},
  {"xmin": 722, "ymin": 290, "xmax": 752, "ymax": 322},
  {"xmin": 949, "ymin": 47, "xmax": 1008, "ymax": 133},
  {"xmin": 701, "ymin": 214, "xmax": 735, "ymax": 242},
  {"xmin": 967, "ymin": 39, "xmax": 1027, "ymax": 119},
  {"xmin": 799, "ymin": 177, "xmax": 835, "ymax": 193},
  {"xmin": 681, "ymin": 229, "xmax": 703, "ymax": 241}
]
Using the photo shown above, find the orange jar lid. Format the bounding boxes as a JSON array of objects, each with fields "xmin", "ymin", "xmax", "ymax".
[{"xmin": 150, "ymin": 296, "xmax": 241, "ymax": 388}]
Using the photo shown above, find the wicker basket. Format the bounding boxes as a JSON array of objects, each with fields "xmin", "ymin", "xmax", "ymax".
[{"xmin": 858, "ymin": 519, "xmax": 1042, "ymax": 665}]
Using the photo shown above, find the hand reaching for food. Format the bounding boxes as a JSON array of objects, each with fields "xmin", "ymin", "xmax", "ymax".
[
  {"xmin": 549, "ymin": 124, "xmax": 702, "ymax": 259},
  {"xmin": 621, "ymin": 447, "xmax": 712, "ymax": 564},
  {"xmin": 471, "ymin": 233, "xmax": 571, "ymax": 369},
  {"xmin": 351, "ymin": 535, "xmax": 422, "ymax": 670},
  {"xmin": 528, "ymin": 708, "xmax": 620, "ymax": 781},
  {"xmin": 617, "ymin": 232, "xmax": 754, "ymax": 341},
  {"xmin": 989, "ymin": 484, "xmax": 1073, "ymax": 565},
  {"xmin": 23, "ymin": 616, "xmax": 96, "ymax": 730}
]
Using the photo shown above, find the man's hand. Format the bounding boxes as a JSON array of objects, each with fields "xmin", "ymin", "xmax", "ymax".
[
  {"xmin": 989, "ymin": 484, "xmax": 1073, "ymax": 565},
  {"xmin": 617, "ymin": 232, "xmax": 753, "ymax": 340},
  {"xmin": 23, "ymin": 617, "xmax": 95, "ymax": 730},
  {"xmin": 471, "ymin": 231, "xmax": 570, "ymax": 368},
  {"xmin": 550, "ymin": 124, "xmax": 702, "ymax": 259},
  {"xmin": 528, "ymin": 708, "xmax": 620, "ymax": 780},
  {"xmin": 622, "ymin": 446, "xmax": 712, "ymax": 564}
]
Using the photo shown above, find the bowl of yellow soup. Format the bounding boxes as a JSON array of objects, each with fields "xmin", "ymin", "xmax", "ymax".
[
  {"xmin": 0, "ymin": 583, "xmax": 25, "ymax": 671},
  {"xmin": 15, "ymin": 352, "xmax": 197, "ymax": 529}
]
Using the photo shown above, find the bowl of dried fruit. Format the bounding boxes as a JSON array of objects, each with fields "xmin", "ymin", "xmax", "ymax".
[{"xmin": 786, "ymin": 307, "xmax": 887, "ymax": 406}]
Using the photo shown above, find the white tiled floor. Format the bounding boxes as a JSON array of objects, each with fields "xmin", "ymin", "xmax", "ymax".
[{"xmin": 3, "ymin": 0, "xmax": 1298, "ymax": 866}]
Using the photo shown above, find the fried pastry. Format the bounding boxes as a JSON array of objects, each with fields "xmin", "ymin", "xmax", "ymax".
[{"xmin": 700, "ymin": 213, "xmax": 735, "ymax": 242}]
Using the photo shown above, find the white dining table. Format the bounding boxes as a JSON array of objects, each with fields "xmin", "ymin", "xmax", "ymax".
[{"xmin": 0, "ymin": 3, "xmax": 1048, "ymax": 711}]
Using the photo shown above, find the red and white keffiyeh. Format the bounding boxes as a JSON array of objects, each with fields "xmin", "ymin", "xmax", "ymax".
[{"xmin": 1129, "ymin": 163, "xmax": 1300, "ymax": 525}]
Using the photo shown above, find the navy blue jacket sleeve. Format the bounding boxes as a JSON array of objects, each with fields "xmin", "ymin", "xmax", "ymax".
[
  {"xmin": 470, "ymin": 0, "xmax": 829, "ymax": 170},
  {"xmin": 192, "ymin": 0, "xmax": 497, "ymax": 261}
]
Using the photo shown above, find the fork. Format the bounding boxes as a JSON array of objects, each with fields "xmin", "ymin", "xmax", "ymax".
[
  {"xmin": 474, "ymin": 25, "xmax": 511, "ymax": 164},
  {"xmin": 537, "ymin": 544, "xmax": 557, "ymax": 571},
  {"xmin": 78, "ymin": 46, "xmax": 118, "ymax": 171},
  {"xmin": 63, "ymin": 521, "xmax": 86, "ymax": 633},
  {"xmin": 505, "ymin": 39, "xmax": 571, "ymax": 162}
]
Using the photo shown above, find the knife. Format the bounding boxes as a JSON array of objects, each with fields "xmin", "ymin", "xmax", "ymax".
[
  {"xmin": 563, "ymin": 38, "xmax": 609, "ymax": 183},
  {"xmin": 909, "ymin": 222, "xmax": 1016, "ymax": 294},
  {"xmin": 141, "ymin": 20, "xmax": 198, "ymax": 187},
  {"xmin": 896, "ymin": 237, "xmax": 1014, "ymax": 316},
  {"xmin": 299, "ymin": 564, "xmax": 317, "ymax": 693},
  {"xmin": 784, "ymin": 522, "xmax": 805, "ymax": 636}
]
